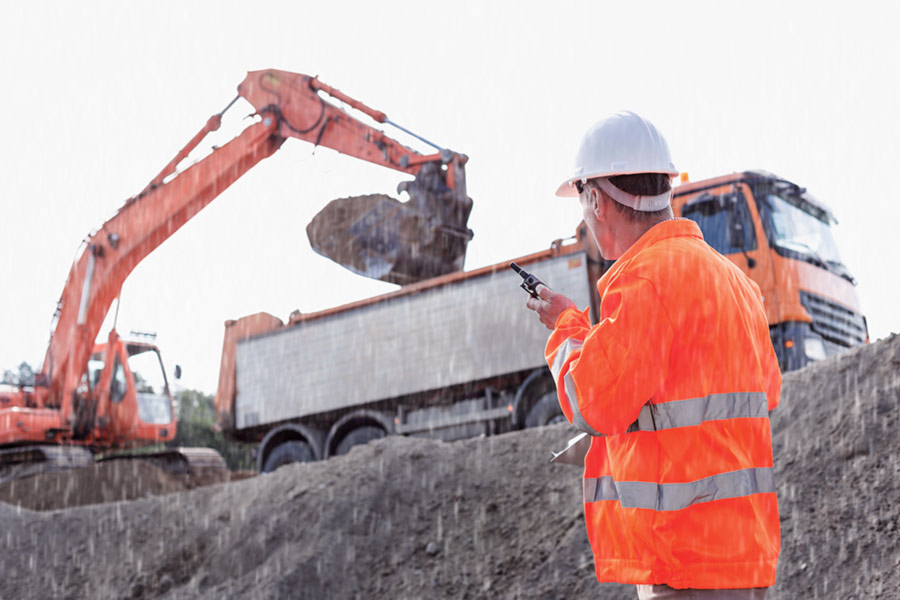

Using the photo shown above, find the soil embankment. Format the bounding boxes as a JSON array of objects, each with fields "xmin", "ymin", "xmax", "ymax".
[{"xmin": 1, "ymin": 335, "xmax": 898, "ymax": 599}]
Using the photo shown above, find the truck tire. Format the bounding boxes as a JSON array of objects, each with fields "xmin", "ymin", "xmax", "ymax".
[
  {"xmin": 525, "ymin": 392, "xmax": 565, "ymax": 428},
  {"xmin": 262, "ymin": 441, "xmax": 313, "ymax": 473},
  {"xmin": 334, "ymin": 426, "xmax": 385, "ymax": 456}
]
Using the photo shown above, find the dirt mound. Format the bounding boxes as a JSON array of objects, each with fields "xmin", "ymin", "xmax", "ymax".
[
  {"xmin": 0, "ymin": 425, "xmax": 615, "ymax": 600},
  {"xmin": 772, "ymin": 333, "xmax": 900, "ymax": 598},
  {"xmin": 0, "ymin": 335, "xmax": 898, "ymax": 599}
]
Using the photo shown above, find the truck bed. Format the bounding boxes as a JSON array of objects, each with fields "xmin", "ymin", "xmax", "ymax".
[{"xmin": 234, "ymin": 252, "xmax": 593, "ymax": 430}]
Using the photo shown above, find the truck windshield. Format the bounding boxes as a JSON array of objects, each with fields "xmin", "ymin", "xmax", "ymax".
[
  {"xmin": 759, "ymin": 192, "xmax": 852, "ymax": 280},
  {"xmin": 126, "ymin": 345, "xmax": 172, "ymax": 425}
]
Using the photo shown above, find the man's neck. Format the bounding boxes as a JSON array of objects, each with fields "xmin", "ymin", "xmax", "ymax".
[{"xmin": 612, "ymin": 215, "xmax": 672, "ymax": 257}]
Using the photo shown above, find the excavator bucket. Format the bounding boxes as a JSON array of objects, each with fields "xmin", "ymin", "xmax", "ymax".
[{"xmin": 307, "ymin": 162, "xmax": 474, "ymax": 285}]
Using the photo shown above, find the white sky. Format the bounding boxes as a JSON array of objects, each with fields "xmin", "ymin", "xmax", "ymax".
[{"xmin": 2, "ymin": 1, "xmax": 899, "ymax": 394}]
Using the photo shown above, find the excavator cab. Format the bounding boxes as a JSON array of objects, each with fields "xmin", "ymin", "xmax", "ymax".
[
  {"xmin": 126, "ymin": 342, "xmax": 174, "ymax": 426},
  {"xmin": 83, "ymin": 331, "xmax": 176, "ymax": 445}
]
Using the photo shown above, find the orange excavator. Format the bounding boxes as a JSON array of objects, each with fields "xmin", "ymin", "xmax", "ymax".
[{"xmin": 0, "ymin": 69, "xmax": 474, "ymax": 480}]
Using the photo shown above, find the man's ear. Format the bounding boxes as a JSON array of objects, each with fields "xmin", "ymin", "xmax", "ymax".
[{"xmin": 591, "ymin": 188, "xmax": 604, "ymax": 219}]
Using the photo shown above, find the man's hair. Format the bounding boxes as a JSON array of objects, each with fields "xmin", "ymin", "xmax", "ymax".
[{"xmin": 593, "ymin": 173, "xmax": 673, "ymax": 222}]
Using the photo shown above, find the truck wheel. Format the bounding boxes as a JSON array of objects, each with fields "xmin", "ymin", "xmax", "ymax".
[
  {"xmin": 334, "ymin": 426, "xmax": 385, "ymax": 456},
  {"xmin": 262, "ymin": 441, "xmax": 313, "ymax": 473},
  {"xmin": 525, "ymin": 392, "xmax": 565, "ymax": 428}
]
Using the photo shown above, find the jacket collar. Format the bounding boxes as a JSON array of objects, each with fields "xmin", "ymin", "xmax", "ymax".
[{"xmin": 598, "ymin": 218, "xmax": 703, "ymax": 289}]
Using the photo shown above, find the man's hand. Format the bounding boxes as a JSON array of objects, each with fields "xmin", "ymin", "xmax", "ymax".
[{"xmin": 526, "ymin": 284, "xmax": 577, "ymax": 330}]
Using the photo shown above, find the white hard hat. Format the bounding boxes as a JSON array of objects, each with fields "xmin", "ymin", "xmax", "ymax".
[{"xmin": 556, "ymin": 110, "xmax": 678, "ymax": 198}]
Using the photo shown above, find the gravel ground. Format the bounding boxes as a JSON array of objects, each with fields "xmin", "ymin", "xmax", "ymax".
[{"xmin": 1, "ymin": 334, "xmax": 898, "ymax": 599}]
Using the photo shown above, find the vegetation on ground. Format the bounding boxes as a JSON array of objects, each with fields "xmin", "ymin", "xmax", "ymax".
[{"xmin": 168, "ymin": 389, "xmax": 255, "ymax": 471}]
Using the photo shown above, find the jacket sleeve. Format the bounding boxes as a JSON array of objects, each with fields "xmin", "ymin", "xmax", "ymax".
[
  {"xmin": 749, "ymin": 278, "xmax": 782, "ymax": 411},
  {"xmin": 762, "ymin": 319, "xmax": 782, "ymax": 411},
  {"xmin": 545, "ymin": 272, "xmax": 674, "ymax": 436}
]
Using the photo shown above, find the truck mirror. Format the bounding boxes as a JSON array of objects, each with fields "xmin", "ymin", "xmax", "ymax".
[{"xmin": 174, "ymin": 365, "xmax": 182, "ymax": 380}]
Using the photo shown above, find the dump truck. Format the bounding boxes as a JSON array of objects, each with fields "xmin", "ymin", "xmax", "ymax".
[
  {"xmin": 215, "ymin": 170, "xmax": 867, "ymax": 473},
  {"xmin": 0, "ymin": 68, "xmax": 472, "ymax": 480}
]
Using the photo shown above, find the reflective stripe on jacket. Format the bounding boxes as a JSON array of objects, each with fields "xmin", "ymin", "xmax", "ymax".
[{"xmin": 545, "ymin": 219, "xmax": 781, "ymax": 589}]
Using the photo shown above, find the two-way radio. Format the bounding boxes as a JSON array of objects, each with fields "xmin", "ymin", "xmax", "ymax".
[{"xmin": 509, "ymin": 262, "xmax": 548, "ymax": 299}]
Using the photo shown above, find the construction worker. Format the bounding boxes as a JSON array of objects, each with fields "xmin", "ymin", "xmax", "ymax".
[{"xmin": 525, "ymin": 111, "xmax": 781, "ymax": 599}]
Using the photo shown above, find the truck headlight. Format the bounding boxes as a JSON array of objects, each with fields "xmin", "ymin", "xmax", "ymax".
[{"xmin": 804, "ymin": 337, "xmax": 827, "ymax": 361}]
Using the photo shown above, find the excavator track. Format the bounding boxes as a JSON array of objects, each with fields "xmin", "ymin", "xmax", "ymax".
[
  {"xmin": 100, "ymin": 446, "xmax": 227, "ymax": 477},
  {"xmin": 0, "ymin": 445, "xmax": 227, "ymax": 485},
  {"xmin": 0, "ymin": 445, "xmax": 93, "ymax": 484}
]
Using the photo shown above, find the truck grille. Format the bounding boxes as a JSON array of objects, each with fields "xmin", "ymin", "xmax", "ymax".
[{"xmin": 799, "ymin": 290, "xmax": 867, "ymax": 347}]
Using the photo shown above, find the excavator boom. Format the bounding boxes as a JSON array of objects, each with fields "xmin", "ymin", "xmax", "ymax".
[
  {"xmin": 44, "ymin": 117, "xmax": 282, "ymax": 415},
  {"xmin": 31, "ymin": 68, "xmax": 473, "ymax": 441}
]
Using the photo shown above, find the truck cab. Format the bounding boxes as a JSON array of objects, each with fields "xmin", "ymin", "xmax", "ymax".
[{"xmin": 671, "ymin": 171, "xmax": 867, "ymax": 371}]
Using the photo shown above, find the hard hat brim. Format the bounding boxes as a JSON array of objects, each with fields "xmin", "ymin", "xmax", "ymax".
[{"xmin": 555, "ymin": 180, "xmax": 579, "ymax": 198}]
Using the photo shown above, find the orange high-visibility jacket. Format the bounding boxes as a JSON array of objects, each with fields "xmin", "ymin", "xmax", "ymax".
[{"xmin": 546, "ymin": 219, "xmax": 781, "ymax": 589}]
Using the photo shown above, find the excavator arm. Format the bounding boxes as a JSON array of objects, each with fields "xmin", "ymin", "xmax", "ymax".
[{"xmin": 41, "ymin": 69, "xmax": 474, "ymax": 420}]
